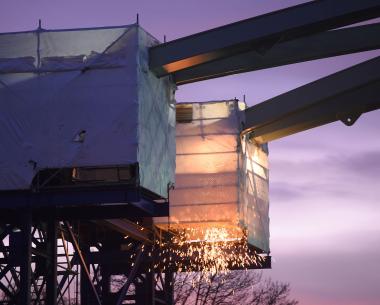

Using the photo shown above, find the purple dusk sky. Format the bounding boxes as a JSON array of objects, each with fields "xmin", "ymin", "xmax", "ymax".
[{"xmin": 1, "ymin": 1, "xmax": 379, "ymax": 304}]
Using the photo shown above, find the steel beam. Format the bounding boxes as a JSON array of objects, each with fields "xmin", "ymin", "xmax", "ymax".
[
  {"xmin": 164, "ymin": 271, "xmax": 174, "ymax": 305},
  {"xmin": 140, "ymin": 270, "xmax": 155, "ymax": 305},
  {"xmin": 251, "ymin": 81, "xmax": 380, "ymax": 143},
  {"xmin": 0, "ymin": 186, "xmax": 169, "ymax": 218},
  {"xmin": 64, "ymin": 221, "xmax": 102, "ymax": 305},
  {"xmin": 174, "ymin": 23, "xmax": 380, "ymax": 85},
  {"xmin": 0, "ymin": 203, "xmax": 168, "ymax": 223},
  {"xmin": 150, "ymin": 0, "xmax": 380, "ymax": 76},
  {"xmin": 103, "ymin": 219, "xmax": 151, "ymax": 242},
  {"xmin": 116, "ymin": 246, "xmax": 145, "ymax": 305},
  {"xmin": 244, "ymin": 56, "xmax": 380, "ymax": 143},
  {"xmin": 45, "ymin": 220, "xmax": 57, "ymax": 305},
  {"xmin": 100, "ymin": 269, "xmax": 111, "ymax": 304},
  {"xmin": 0, "ymin": 281, "xmax": 13, "ymax": 301},
  {"xmin": 0, "ymin": 186, "xmax": 140, "ymax": 207},
  {"xmin": 18, "ymin": 211, "xmax": 32, "ymax": 305}
]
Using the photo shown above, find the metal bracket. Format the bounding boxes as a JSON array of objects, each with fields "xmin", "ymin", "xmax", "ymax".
[{"xmin": 338, "ymin": 111, "xmax": 362, "ymax": 126}]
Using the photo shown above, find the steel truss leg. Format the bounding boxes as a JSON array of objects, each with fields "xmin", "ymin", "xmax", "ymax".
[
  {"xmin": 18, "ymin": 211, "xmax": 32, "ymax": 305},
  {"xmin": 165, "ymin": 271, "xmax": 174, "ymax": 305},
  {"xmin": 64, "ymin": 221, "xmax": 102, "ymax": 305},
  {"xmin": 1, "ymin": 218, "xmax": 175, "ymax": 305},
  {"xmin": 46, "ymin": 219, "xmax": 57, "ymax": 305},
  {"xmin": 116, "ymin": 245, "xmax": 145, "ymax": 305},
  {"xmin": 1, "ymin": 218, "xmax": 86, "ymax": 305},
  {"xmin": 0, "ymin": 225, "xmax": 18, "ymax": 304},
  {"xmin": 100, "ymin": 264, "xmax": 111, "ymax": 304}
]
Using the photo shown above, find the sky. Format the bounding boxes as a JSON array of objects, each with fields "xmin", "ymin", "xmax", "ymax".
[{"xmin": 1, "ymin": 1, "xmax": 379, "ymax": 304}]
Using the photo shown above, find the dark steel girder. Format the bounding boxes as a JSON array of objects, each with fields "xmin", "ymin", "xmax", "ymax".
[
  {"xmin": 0, "ymin": 204, "xmax": 167, "ymax": 223},
  {"xmin": 0, "ymin": 186, "xmax": 169, "ymax": 219},
  {"xmin": 0, "ymin": 186, "xmax": 140, "ymax": 207},
  {"xmin": 244, "ymin": 56, "xmax": 380, "ymax": 143},
  {"xmin": 174, "ymin": 23, "xmax": 380, "ymax": 85},
  {"xmin": 149, "ymin": 0, "xmax": 380, "ymax": 76},
  {"xmin": 64, "ymin": 221, "xmax": 102, "ymax": 305},
  {"xmin": 102, "ymin": 219, "xmax": 151, "ymax": 242},
  {"xmin": 116, "ymin": 245, "xmax": 145, "ymax": 305},
  {"xmin": 250, "ymin": 81, "xmax": 380, "ymax": 143}
]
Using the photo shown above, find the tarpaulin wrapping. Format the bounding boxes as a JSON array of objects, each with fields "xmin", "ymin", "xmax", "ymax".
[
  {"xmin": 0, "ymin": 25, "xmax": 175, "ymax": 198},
  {"xmin": 136, "ymin": 29, "xmax": 176, "ymax": 197},
  {"xmin": 155, "ymin": 101, "xmax": 270, "ymax": 252}
]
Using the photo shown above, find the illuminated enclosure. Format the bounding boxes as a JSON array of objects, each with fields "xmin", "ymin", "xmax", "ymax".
[
  {"xmin": 0, "ymin": 25, "xmax": 175, "ymax": 197},
  {"xmin": 155, "ymin": 100, "xmax": 270, "ymax": 252}
]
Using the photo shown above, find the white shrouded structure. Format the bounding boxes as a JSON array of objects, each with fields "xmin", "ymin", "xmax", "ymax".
[
  {"xmin": 155, "ymin": 101, "xmax": 270, "ymax": 252},
  {"xmin": 0, "ymin": 25, "xmax": 176, "ymax": 197},
  {"xmin": 0, "ymin": 25, "xmax": 270, "ymax": 252}
]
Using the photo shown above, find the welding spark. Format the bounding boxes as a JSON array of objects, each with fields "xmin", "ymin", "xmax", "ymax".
[{"xmin": 153, "ymin": 227, "xmax": 264, "ymax": 280}]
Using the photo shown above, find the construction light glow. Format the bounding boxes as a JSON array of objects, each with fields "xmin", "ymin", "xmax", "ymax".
[{"xmin": 155, "ymin": 101, "xmax": 270, "ymax": 256}]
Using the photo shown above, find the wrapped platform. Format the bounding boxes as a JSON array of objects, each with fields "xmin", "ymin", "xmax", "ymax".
[
  {"xmin": 0, "ymin": 25, "xmax": 176, "ymax": 198},
  {"xmin": 155, "ymin": 100, "xmax": 270, "ymax": 252}
]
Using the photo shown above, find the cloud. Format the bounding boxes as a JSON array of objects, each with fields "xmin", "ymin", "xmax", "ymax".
[
  {"xmin": 330, "ymin": 150, "xmax": 380, "ymax": 178},
  {"xmin": 270, "ymin": 182, "xmax": 302, "ymax": 202},
  {"xmin": 267, "ymin": 248, "xmax": 380, "ymax": 305},
  {"xmin": 268, "ymin": 149, "xmax": 380, "ymax": 203},
  {"xmin": 271, "ymin": 149, "xmax": 380, "ymax": 177}
]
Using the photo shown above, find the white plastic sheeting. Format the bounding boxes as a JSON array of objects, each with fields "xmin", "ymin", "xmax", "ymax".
[
  {"xmin": 0, "ymin": 25, "xmax": 176, "ymax": 197},
  {"xmin": 137, "ymin": 29, "xmax": 176, "ymax": 197},
  {"xmin": 155, "ymin": 101, "xmax": 270, "ymax": 252},
  {"xmin": 239, "ymin": 131, "xmax": 270, "ymax": 251}
]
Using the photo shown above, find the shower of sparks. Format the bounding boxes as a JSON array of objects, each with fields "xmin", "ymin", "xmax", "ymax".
[{"xmin": 152, "ymin": 227, "xmax": 265, "ymax": 279}]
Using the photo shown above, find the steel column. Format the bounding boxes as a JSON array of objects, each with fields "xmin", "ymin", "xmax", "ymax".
[
  {"xmin": 18, "ymin": 212, "xmax": 32, "ymax": 305},
  {"xmin": 46, "ymin": 220, "xmax": 58, "ymax": 305},
  {"xmin": 165, "ymin": 271, "xmax": 174, "ymax": 305},
  {"xmin": 64, "ymin": 221, "xmax": 102, "ymax": 305},
  {"xmin": 116, "ymin": 246, "xmax": 145, "ymax": 305}
]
